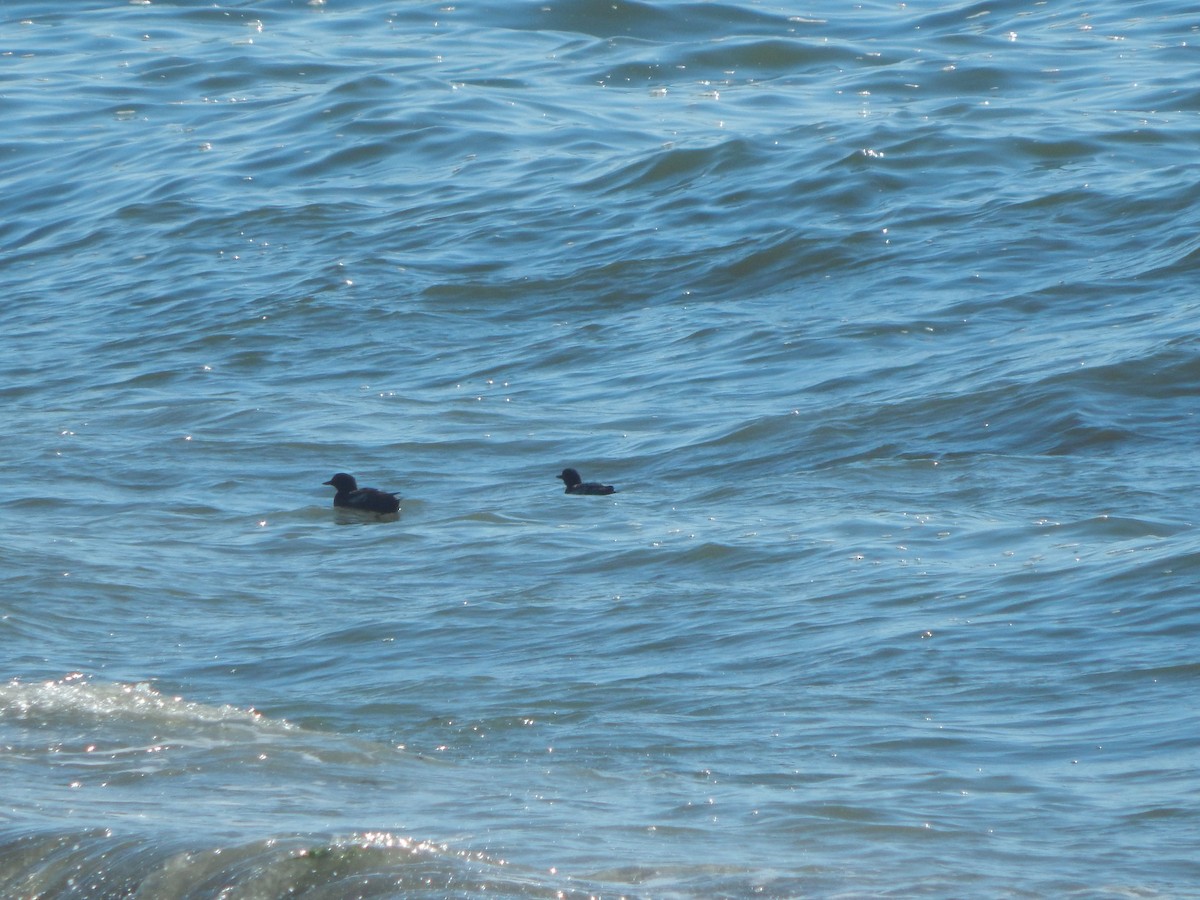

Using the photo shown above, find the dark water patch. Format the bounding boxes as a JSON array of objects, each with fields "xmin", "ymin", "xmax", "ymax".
[
  {"xmin": 913, "ymin": 0, "xmax": 1058, "ymax": 36},
  {"xmin": 453, "ymin": 76, "xmax": 532, "ymax": 90},
  {"xmin": 491, "ymin": 0, "xmax": 794, "ymax": 42},
  {"xmin": 671, "ymin": 35, "xmax": 852, "ymax": 80},
  {"xmin": 576, "ymin": 136, "xmax": 768, "ymax": 197}
]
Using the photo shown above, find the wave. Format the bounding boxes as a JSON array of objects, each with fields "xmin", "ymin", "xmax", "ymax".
[
  {"xmin": 0, "ymin": 677, "xmax": 582, "ymax": 898},
  {"xmin": 0, "ymin": 828, "xmax": 587, "ymax": 900}
]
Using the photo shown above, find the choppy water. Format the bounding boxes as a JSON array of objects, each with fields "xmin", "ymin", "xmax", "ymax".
[{"xmin": 3, "ymin": 1, "xmax": 1199, "ymax": 897}]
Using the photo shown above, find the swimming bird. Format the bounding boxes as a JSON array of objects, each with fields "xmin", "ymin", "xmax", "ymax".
[
  {"xmin": 558, "ymin": 467, "xmax": 616, "ymax": 495},
  {"xmin": 323, "ymin": 473, "xmax": 400, "ymax": 514}
]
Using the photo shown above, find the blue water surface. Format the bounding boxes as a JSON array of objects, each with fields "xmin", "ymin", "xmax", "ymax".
[{"xmin": 2, "ymin": 1, "xmax": 1198, "ymax": 896}]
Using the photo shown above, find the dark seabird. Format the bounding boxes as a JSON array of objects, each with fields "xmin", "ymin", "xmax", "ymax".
[
  {"xmin": 323, "ymin": 473, "xmax": 400, "ymax": 514},
  {"xmin": 558, "ymin": 467, "xmax": 616, "ymax": 495}
]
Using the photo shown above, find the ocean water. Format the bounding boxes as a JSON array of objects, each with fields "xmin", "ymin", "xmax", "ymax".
[{"xmin": 2, "ymin": 0, "xmax": 1198, "ymax": 896}]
